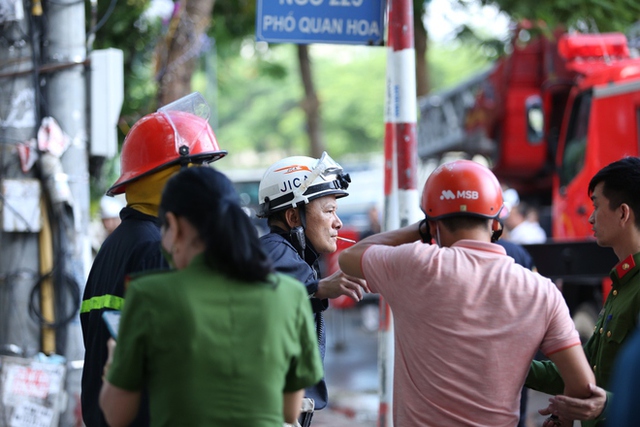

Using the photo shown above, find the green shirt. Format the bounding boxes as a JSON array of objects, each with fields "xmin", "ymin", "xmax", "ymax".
[
  {"xmin": 525, "ymin": 252, "xmax": 640, "ymax": 426},
  {"xmin": 108, "ymin": 254, "xmax": 323, "ymax": 427}
]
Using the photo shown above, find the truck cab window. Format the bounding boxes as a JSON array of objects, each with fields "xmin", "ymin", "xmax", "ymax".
[
  {"xmin": 526, "ymin": 95, "xmax": 544, "ymax": 144},
  {"xmin": 560, "ymin": 91, "xmax": 592, "ymax": 187}
]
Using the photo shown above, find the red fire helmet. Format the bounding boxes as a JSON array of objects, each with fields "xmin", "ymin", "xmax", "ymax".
[
  {"xmin": 421, "ymin": 159, "xmax": 504, "ymax": 221},
  {"xmin": 107, "ymin": 110, "xmax": 226, "ymax": 196}
]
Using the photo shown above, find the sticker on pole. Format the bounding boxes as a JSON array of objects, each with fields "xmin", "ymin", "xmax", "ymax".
[
  {"xmin": 0, "ymin": 356, "xmax": 66, "ymax": 427},
  {"xmin": 256, "ymin": 0, "xmax": 386, "ymax": 46}
]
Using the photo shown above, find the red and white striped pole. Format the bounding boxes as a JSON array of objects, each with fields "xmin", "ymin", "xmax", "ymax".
[
  {"xmin": 390, "ymin": 0, "xmax": 418, "ymax": 224},
  {"xmin": 379, "ymin": 0, "xmax": 420, "ymax": 425},
  {"xmin": 378, "ymin": 0, "xmax": 397, "ymax": 423}
]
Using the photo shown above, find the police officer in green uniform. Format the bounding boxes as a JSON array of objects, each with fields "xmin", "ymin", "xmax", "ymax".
[
  {"xmin": 99, "ymin": 167, "xmax": 323, "ymax": 426},
  {"xmin": 525, "ymin": 157, "xmax": 640, "ymax": 426}
]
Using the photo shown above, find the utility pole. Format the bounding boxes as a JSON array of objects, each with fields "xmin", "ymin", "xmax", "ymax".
[
  {"xmin": 380, "ymin": 0, "xmax": 420, "ymax": 425},
  {"xmin": 46, "ymin": 0, "xmax": 90, "ymax": 424},
  {"xmin": 0, "ymin": 0, "xmax": 43, "ymax": 361},
  {"xmin": 379, "ymin": 2, "xmax": 398, "ymax": 425},
  {"xmin": 0, "ymin": 0, "xmax": 88, "ymax": 424}
]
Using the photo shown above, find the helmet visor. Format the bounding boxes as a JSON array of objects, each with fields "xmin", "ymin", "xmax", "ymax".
[
  {"xmin": 293, "ymin": 151, "xmax": 346, "ymax": 199},
  {"xmin": 157, "ymin": 92, "xmax": 211, "ymax": 155}
]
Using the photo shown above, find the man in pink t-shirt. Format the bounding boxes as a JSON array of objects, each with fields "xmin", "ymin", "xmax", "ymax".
[{"xmin": 339, "ymin": 160, "xmax": 596, "ymax": 427}]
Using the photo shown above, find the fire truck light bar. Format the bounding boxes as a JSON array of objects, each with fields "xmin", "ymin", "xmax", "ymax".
[{"xmin": 558, "ymin": 33, "xmax": 630, "ymax": 61}]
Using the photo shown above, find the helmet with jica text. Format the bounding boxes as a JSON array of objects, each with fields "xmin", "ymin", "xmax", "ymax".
[{"xmin": 258, "ymin": 152, "xmax": 351, "ymax": 218}]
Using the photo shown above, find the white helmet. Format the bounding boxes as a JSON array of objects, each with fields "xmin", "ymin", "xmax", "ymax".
[
  {"xmin": 258, "ymin": 152, "xmax": 350, "ymax": 218},
  {"xmin": 100, "ymin": 195, "xmax": 124, "ymax": 219}
]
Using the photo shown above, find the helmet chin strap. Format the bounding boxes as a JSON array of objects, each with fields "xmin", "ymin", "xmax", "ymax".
[
  {"xmin": 178, "ymin": 145, "xmax": 191, "ymax": 168},
  {"xmin": 435, "ymin": 223, "xmax": 442, "ymax": 247},
  {"xmin": 289, "ymin": 204, "xmax": 308, "ymax": 258},
  {"xmin": 491, "ymin": 219, "xmax": 503, "ymax": 243},
  {"xmin": 418, "ymin": 218, "xmax": 432, "ymax": 243}
]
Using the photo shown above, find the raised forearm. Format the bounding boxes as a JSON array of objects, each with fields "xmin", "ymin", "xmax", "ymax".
[
  {"xmin": 339, "ymin": 221, "xmax": 423, "ymax": 278},
  {"xmin": 359, "ymin": 221, "xmax": 423, "ymax": 247}
]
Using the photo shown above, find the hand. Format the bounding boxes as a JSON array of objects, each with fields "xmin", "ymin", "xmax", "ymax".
[
  {"xmin": 316, "ymin": 269, "xmax": 370, "ymax": 301},
  {"xmin": 539, "ymin": 383, "xmax": 606, "ymax": 421},
  {"xmin": 102, "ymin": 338, "xmax": 117, "ymax": 381}
]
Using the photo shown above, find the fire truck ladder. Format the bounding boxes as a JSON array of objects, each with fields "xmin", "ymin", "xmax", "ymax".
[{"xmin": 417, "ymin": 67, "xmax": 495, "ymax": 161}]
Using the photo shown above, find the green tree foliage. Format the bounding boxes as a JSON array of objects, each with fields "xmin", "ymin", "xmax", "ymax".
[
  {"xmin": 478, "ymin": 0, "xmax": 640, "ymax": 33},
  {"xmin": 86, "ymin": 0, "xmax": 503, "ymax": 171},
  {"xmin": 428, "ymin": 41, "xmax": 492, "ymax": 89},
  {"xmin": 203, "ymin": 40, "xmax": 490, "ymax": 167},
  {"xmin": 88, "ymin": 0, "xmax": 256, "ymax": 125},
  {"xmin": 87, "ymin": 0, "xmax": 161, "ymax": 119}
]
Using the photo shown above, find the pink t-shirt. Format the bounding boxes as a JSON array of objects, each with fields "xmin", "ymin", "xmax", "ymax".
[{"xmin": 362, "ymin": 240, "xmax": 580, "ymax": 427}]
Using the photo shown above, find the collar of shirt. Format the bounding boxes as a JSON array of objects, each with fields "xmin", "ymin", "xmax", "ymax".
[
  {"xmin": 450, "ymin": 239, "xmax": 508, "ymax": 255},
  {"xmin": 609, "ymin": 252, "xmax": 640, "ymax": 289},
  {"xmin": 269, "ymin": 226, "xmax": 321, "ymax": 267}
]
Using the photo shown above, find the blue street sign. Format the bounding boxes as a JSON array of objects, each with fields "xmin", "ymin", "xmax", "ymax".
[{"xmin": 256, "ymin": 0, "xmax": 386, "ymax": 45}]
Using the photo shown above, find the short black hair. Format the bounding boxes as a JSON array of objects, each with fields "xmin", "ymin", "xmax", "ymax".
[
  {"xmin": 266, "ymin": 209, "xmax": 289, "ymax": 227},
  {"xmin": 440, "ymin": 215, "xmax": 491, "ymax": 233},
  {"xmin": 588, "ymin": 157, "xmax": 640, "ymax": 229}
]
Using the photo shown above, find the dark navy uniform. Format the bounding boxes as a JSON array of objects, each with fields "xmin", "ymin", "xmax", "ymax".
[
  {"xmin": 260, "ymin": 227, "xmax": 329, "ymax": 418},
  {"xmin": 497, "ymin": 239, "xmax": 535, "ymax": 270},
  {"xmin": 80, "ymin": 207, "xmax": 167, "ymax": 427}
]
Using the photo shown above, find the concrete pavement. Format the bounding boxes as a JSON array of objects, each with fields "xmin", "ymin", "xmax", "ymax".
[{"xmin": 312, "ymin": 389, "xmax": 378, "ymax": 426}]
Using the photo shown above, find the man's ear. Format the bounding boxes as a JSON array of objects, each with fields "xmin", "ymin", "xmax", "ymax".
[
  {"xmin": 620, "ymin": 203, "xmax": 632, "ymax": 225},
  {"xmin": 428, "ymin": 220, "xmax": 438, "ymax": 237},
  {"xmin": 162, "ymin": 212, "xmax": 179, "ymax": 243},
  {"xmin": 284, "ymin": 208, "xmax": 301, "ymax": 228}
]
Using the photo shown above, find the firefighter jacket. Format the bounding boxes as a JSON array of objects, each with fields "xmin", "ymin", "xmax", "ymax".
[
  {"xmin": 260, "ymin": 226, "xmax": 329, "ymax": 410},
  {"xmin": 80, "ymin": 207, "xmax": 168, "ymax": 427}
]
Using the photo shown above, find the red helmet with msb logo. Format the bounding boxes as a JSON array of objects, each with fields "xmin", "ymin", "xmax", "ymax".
[{"xmin": 421, "ymin": 159, "xmax": 504, "ymax": 221}]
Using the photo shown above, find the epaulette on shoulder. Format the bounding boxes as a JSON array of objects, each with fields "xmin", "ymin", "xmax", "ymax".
[{"xmin": 615, "ymin": 254, "xmax": 637, "ymax": 279}]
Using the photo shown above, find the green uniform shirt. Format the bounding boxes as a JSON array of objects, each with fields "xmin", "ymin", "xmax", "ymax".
[
  {"xmin": 525, "ymin": 252, "xmax": 640, "ymax": 426},
  {"xmin": 108, "ymin": 254, "xmax": 323, "ymax": 427}
]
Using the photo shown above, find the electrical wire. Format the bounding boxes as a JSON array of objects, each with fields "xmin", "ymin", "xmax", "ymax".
[
  {"xmin": 29, "ymin": 0, "xmax": 48, "ymax": 119},
  {"xmin": 87, "ymin": 0, "xmax": 118, "ymax": 37},
  {"xmin": 20, "ymin": 195, "xmax": 81, "ymax": 346},
  {"xmin": 27, "ymin": 192, "xmax": 81, "ymax": 341},
  {"xmin": 28, "ymin": 269, "xmax": 81, "ymax": 329}
]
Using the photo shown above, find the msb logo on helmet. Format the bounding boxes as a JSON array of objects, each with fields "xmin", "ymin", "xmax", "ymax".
[
  {"xmin": 440, "ymin": 190, "xmax": 480, "ymax": 200},
  {"xmin": 422, "ymin": 160, "xmax": 503, "ymax": 221}
]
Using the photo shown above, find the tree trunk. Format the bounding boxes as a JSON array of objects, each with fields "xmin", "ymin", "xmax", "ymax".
[
  {"xmin": 297, "ymin": 44, "xmax": 324, "ymax": 158},
  {"xmin": 156, "ymin": 0, "xmax": 216, "ymax": 106},
  {"xmin": 414, "ymin": 3, "xmax": 429, "ymax": 97}
]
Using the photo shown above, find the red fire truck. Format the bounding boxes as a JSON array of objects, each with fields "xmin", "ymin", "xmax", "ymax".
[{"xmin": 418, "ymin": 23, "xmax": 640, "ymax": 339}]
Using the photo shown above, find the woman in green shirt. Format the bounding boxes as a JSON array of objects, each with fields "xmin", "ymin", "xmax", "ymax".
[{"xmin": 99, "ymin": 167, "xmax": 323, "ymax": 427}]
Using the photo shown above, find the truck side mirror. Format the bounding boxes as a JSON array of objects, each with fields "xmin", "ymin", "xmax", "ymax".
[{"xmin": 526, "ymin": 95, "xmax": 544, "ymax": 144}]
